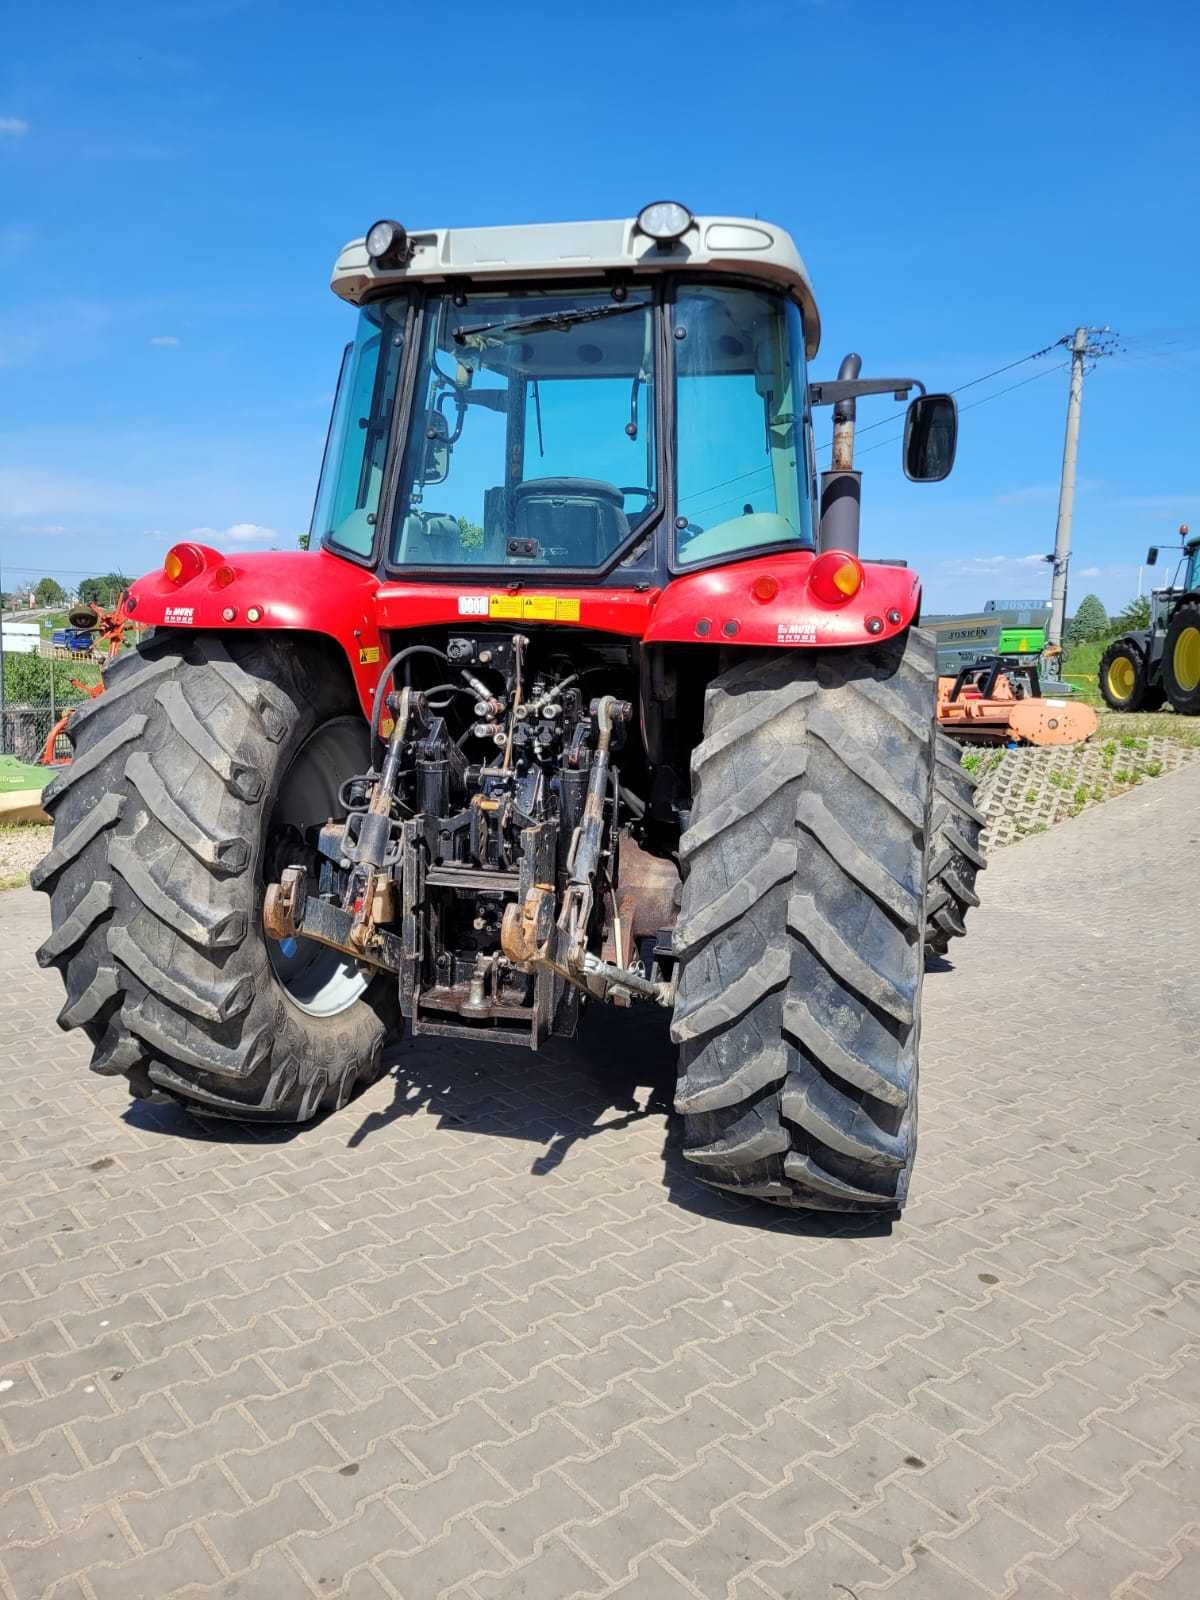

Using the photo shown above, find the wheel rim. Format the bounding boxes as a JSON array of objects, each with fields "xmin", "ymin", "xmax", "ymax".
[
  {"xmin": 1173, "ymin": 626, "xmax": 1200, "ymax": 693},
  {"xmin": 264, "ymin": 715, "xmax": 370, "ymax": 1018},
  {"xmin": 1106, "ymin": 654, "xmax": 1136, "ymax": 702}
]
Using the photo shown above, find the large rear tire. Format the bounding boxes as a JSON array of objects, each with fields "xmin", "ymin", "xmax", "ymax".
[
  {"xmin": 925, "ymin": 731, "xmax": 986, "ymax": 958},
  {"xmin": 33, "ymin": 632, "xmax": 398, "ymax": 1121},
  {"xmin": 671, "ymin": 628, "xmax": 935, "ymax": 1211},
  {"xmin": 1162, "ymin": 605, "xmax": 1200, "ymax": 715},
  {"xmin": 1099, "ymin": 636, "xmax": 1165, "ymax": 713}
]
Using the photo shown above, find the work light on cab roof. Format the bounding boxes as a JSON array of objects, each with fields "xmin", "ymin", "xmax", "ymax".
[{"xmin": 37, "ymin": 202, "xmax": 978, "ymax": 1223}]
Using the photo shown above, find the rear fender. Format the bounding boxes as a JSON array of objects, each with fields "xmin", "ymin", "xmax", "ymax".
[
  {"xmin": 123, "ymin": 547, "xmax": 384, "ymax": 718},
  {"xmin": 644, "ymin": 551, "xmax": 921, "ymax": 648}
]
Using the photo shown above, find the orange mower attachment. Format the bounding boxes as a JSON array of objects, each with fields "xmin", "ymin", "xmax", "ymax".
[{"xmin": 937, "ymin": 657, "xmax": 1098, "ymax": 746}]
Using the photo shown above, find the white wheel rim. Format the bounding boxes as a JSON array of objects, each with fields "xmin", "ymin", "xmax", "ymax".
[{"xmin": 264, "ymin": 715, "xmax": 371, "ymax": 1019}]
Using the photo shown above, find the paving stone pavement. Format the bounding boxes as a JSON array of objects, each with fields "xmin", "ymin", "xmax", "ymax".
[{"xmin": 2, "ymin": 764, "xmax": 1199, "ymax": 1600}]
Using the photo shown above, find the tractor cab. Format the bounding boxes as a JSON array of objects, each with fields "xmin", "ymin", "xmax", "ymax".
[
  {"xmin": 1145, "ymin": 525, "xmax": 1200, "ymax": 622},
  {"xmin": 311, "ymin": 205, "xmax": 952, "ymax": 584}
]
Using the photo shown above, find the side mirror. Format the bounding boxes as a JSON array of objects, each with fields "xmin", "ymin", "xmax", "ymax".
[
  {"xmin": 903, "ymin": 393, "xmax": 957, "ymax": 482},
  {"xmin": 1146, "ymin": 546, "xmax": 1158, "ymax": 566}
]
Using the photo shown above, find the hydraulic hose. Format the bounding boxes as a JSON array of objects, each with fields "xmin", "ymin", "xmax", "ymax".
[{"xmin": 369, "ymin": 645, "xmax": 449, "ymax": 761}]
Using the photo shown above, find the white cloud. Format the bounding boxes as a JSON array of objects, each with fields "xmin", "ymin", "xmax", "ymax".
[
  {"xmin": 0, "ymin": 466, "xmax": 138, "ymax": 519},
  {"xmin": 940, "ymin": 553, "xmax": 1050, "ymax": 577},
  {"xmin": 183, "ymin": 522, "xmax": 283, "ymax": 546},
  {"xmin": 0, "ymin": 117, "xmax": 30, "ymax": 137},
  {"xmin": 149, "ymin": 335, "xmax": 180, "ymax": 348},
  {"xmin": 1114, "ymin": 494, "xmax": 1199, "ymax": 514},
  {"xmin": 994, "ymin": 484, "xmax": 1059, "ymax": 508}
]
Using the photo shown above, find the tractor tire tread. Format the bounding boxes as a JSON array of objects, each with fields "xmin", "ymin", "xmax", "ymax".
[
  {"xmin": 925, "ymin": 732, "xmax": 986, "ymax": 957},
  {"xmin": 34, "ymin": 633, "xmax": 397, "ymax": 1123},
  {"xmin": 672, "ymin": 629, "xmax": 934, "ymax": 1210}
]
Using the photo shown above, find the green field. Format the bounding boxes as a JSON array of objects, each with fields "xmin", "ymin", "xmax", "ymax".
[{"xmin": 1060, "ymin": 642, "xmax": 1200, "ymax": 746}]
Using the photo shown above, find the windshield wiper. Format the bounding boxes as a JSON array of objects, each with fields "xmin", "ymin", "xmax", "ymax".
[{"xmin": 452, "ymin": 300, "xmax": 648, "ymax": 345}]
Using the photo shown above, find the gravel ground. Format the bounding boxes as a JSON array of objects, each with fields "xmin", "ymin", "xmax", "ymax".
[{"xmin": 0, "ymin": 823, "xmax": 51, "ymax": 884}]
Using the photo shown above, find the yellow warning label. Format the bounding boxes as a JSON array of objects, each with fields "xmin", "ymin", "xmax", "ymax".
[
  {"xmin": 358, "ymin": 645, "xmax": 380, "ymax": 665},
  {"xmin": 486, "ymin": 594, "xmax": 582, "ymax": 622}
]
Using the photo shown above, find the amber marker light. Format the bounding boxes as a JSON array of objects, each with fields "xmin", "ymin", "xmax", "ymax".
[
  {"xmin": 750, "ymin": 575, "xmax": 780, "ymax": 604},
  {"xmin": 808, "ymin": 551, "xmax": 865, "ymax": 605}
]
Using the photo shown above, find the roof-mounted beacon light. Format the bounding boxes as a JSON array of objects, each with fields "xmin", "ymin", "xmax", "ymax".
[
  {"xmin": 635, "ymin": 201, "xmax": 693, "ymax": 245},
  {"xmin": 365, "ymin": 219, "xmax": 409, "ymax": 268}
]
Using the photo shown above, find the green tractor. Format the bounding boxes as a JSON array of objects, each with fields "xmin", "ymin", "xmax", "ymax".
[{"xmin": 1100, "ymin": 525, "xmax": 1200, "ymax": 714}]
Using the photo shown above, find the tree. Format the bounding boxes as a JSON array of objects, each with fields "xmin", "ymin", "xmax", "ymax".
[
  {"xmin": 1067, "ymin": 593, "xmax": 1108, "ymax": 643},
  {"xmin": 457, "ymin": 517, "xmax": 484, "ymax": 550},
  {"xmin": 34, "ymin": 576, "xmax": 67, "ymax": 607},
  {"xmin": 77, "ymin": 573, "xmax": 132, "ymax": 609},
  {"xmin": 296, "ymin": 532, "xmax": 312, "ymax": 551},
  {"xmin": 1114, "ymin": 595, "xmax": 1151, "ymax": 632}
]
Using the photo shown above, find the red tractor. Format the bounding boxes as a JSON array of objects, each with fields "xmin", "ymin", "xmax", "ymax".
[{"xmin": 35, "ymin": 204, "xmax": 983, "ymax": 1212}]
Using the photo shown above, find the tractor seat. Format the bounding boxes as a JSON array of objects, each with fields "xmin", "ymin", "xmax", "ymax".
[{"xmin": 509, "ymin": 478, "xmax": 629, "ymax": 565}]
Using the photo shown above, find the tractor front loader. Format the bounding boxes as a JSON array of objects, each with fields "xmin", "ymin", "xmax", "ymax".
[{"xmin": 36, "ymin": 204, "xmax": 978, "ymax": 1212}]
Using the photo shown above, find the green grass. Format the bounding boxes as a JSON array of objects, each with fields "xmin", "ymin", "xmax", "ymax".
[
  {"xmin": 1060, "ymin": 640, "xmax": 1105, "ymax": 706},
  {"xmin": 1061, "ymin": 640, "xmax": 1200, "ymax": 746}
]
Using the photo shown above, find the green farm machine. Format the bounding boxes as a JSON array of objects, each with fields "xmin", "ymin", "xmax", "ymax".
[{"xmin": 1101, "ymin": 526, "xmax": 1200, "ymax": 714}]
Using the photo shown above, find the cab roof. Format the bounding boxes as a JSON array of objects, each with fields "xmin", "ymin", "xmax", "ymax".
[{"xmin": 330, "ymin": 213, "xmax": 821, "ymax": 358}]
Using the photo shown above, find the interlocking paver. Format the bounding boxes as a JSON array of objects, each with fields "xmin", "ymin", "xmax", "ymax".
[{"xmin": 2, "ymin": 762, "xmax": 1199, "ymax": 1598}]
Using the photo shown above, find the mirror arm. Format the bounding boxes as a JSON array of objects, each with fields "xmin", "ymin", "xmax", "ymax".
[{"xmin": 810, "ymin": 377, "xmax": 927, "ymax": 406}]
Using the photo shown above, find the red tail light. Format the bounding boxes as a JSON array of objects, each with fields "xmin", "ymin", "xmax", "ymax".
[
  {"xmin": 162, "ymin": 543, "xmax": 206, "ymax": 585},
  {"xmin": 808, "ymin": 550, "xmax": 865, "ymax": 605}
]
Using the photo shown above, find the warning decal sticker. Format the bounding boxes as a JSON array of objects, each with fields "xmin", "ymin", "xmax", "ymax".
[{"xmin": 456, "ymin": 594, "xmax": 582, "ymax": 622}]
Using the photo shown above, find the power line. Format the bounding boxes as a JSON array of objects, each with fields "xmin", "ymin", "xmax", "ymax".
[
  {"xmin": 1, "ymin": 562, "xmax": 134, "ymax": 578},
  {"xmin": 681, "ymin": 339, "xmax": 1076, "ymax": 509},
  {"xmin": 855, "ymin": 360, "xmax": 1070, "ymax": 460},
  {"xmin": 819, "ymin": 335, "xmax": 1070, "ymax": 454}
]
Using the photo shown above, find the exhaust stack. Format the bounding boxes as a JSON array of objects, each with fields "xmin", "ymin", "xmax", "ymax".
[{"xmin": 819, "ymin": 352, "xmax": 862, "ymax": 554}]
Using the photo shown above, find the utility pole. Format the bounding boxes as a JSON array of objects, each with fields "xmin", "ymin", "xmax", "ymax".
[{"xmin": 1046, "ymin": 325, "xmax": 1116, "ymax": 651}]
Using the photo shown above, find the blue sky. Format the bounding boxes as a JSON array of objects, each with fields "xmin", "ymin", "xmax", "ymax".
[{"xmin": 2, "ymin": 0, "xmax": 1197, "ymax": 613}]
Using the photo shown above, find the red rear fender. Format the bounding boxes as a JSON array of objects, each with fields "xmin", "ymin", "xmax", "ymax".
[
  {"xmin": 644, "ymin": 551, "xmax": 921, "ymax": 647},
  {"xmin": 125, "ymin": 546, "xmax": 922, "ymax": 723},
  {"xmin": 124, "ymin": 547, "xmax": 385, "ymax": 716}
]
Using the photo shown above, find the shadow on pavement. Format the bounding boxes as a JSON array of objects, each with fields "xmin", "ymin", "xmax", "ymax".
[
  {"xmin": 125, "ymin": 1002, "xmax": 894, "ymax": 1238},
  {"xmin": 123, "ymin": 1095, "xmax": 306, "ymax": 1144}
]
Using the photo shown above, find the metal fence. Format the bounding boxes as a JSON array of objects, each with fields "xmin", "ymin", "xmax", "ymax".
[{"xmin": 0, "ymin": 702, "xmax": 81, "ymax": 764}]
